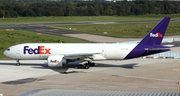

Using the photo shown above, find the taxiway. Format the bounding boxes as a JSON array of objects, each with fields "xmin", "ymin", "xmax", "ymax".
[{"xmin": 0, "ymin": 56, "xmax": 180, "ymax": 96}]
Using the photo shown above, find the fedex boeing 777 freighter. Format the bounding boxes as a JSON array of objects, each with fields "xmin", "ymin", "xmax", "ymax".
[{"xmin": 3, "ymin": 17, "xmax": 171, "ymax": 69}]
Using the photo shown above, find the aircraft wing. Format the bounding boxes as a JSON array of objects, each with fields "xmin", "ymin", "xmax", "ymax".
[
  {"xmin": 64, "ymin": 53, "xmax": 102, "ymax": 57},
  {"xmin": 63, "ymin": 53, "xmax": 106, "ymax": 60}
]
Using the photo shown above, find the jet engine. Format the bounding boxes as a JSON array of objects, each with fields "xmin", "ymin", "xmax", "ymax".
[{"xmin": 47, "ymin": 55, "xmax": 67, "ymax": 67}]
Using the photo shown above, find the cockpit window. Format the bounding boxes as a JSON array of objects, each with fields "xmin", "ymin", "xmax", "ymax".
[{"xmin": 7, "ymin": 49, "xmax": 10, "ymax": 51}]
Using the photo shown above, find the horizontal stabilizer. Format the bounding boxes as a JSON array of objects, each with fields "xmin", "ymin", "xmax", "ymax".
[
  {"xmin": 163, "ymin": 44, "xmax": 174, "ymax": 47},
  {"xmin": 145, "ymin": 48, "xmax": 170, "ymax": 51}
]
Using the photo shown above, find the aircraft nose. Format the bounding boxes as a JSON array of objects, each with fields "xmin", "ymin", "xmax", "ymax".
[
  {"xmin": 4, "ymin": 50, "xmax": 7, "ymax": 56},
  {"xmin": 3, "ymin": 50, "xmax": 9, "ymax": 57}
]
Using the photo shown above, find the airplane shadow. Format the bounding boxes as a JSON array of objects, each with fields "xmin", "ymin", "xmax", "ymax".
[
  {"xmin": 0, "ymin": 62, "xmax": 138, "ymax": 85},
  {"xmin": 0, "ymin": 62, "xmax": 82, "ymax": 74},
  {"xmin": 95, "ymin": 63, "xmax": 138, "ymax": 69},
  {"xmin": 0, "ymin": 62, "xmax": 139, "ymax": 74}
]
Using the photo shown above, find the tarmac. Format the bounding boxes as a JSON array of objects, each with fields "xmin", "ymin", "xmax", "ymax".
[
  {"xmin": 0, "ymin": 50, "xmax": 180, "ymax": 96},
  {"xmin": 0, "ymin": 20, "xmax": 180, "ymax": 96}
]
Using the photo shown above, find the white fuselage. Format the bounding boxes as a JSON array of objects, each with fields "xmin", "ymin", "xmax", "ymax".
[{"xmin": 4, "ymin": 43, "xmax": 138, "ymax": 60}]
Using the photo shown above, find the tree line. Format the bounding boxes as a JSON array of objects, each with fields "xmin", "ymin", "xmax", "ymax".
[{"xmin": 0, "ymin": 1, "xmax": 180, "ymax": 17}]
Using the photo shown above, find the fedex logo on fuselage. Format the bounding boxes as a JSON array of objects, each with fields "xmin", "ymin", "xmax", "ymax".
[
  {"xmin": 150, "ymin": 32, "xmax": 163, "ymax": 37},
  {"xmin": 50, "ymin": 60, "xmax": 59, "ymax": 63},
  {"xmin": 24, "ymin": 46, "xmax": 51, "ymax": 54}
]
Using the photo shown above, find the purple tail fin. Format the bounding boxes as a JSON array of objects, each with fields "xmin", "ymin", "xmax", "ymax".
[{"xmin": 139, "ymin": 17, "xmax": 171, "ymax": 45}]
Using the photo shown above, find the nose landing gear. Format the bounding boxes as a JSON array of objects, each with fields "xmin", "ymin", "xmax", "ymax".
[{"xmin": 16, "ymin": 59, "xmax": 20, "ymax": 66}]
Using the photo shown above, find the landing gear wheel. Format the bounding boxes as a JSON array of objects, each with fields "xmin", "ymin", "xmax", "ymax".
[
  {"xmin": 89, "ymin": 63, "xmax": 95, "ymax": 67},
  {"xmin": 84, "ymin": 64, "xmax": 90, "ymax": 69},
  {"xmin": 16, "ymin": 63, "xmax": 20, "ymax": 66},
  {"xmin": 80, "ymin": 64, "xmax": 90, "ymax": 69}
]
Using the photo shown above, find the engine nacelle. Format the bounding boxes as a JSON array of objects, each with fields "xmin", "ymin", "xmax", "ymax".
[{"xmin": 47, "ymin": 55, "xmax": 67, "ymax": 67}]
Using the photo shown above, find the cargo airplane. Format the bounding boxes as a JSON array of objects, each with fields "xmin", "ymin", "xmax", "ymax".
[{"xmin": 3, "ymin": 17, "xmax": 171, "ymax": 69}]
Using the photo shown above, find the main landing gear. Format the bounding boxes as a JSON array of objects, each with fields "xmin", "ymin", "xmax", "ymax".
[
  {"xmin": 81, "ymin": 63, "xmax": 90, "ymax": 69},
  {"xmin": 89, "ymin": 62, "xmax": 95, "ymax": 67},
  {"xmin": 79, "ymin": 61, "xmax": 95, "ymax": 69},
  {"xmin": 16, "ymin": 59, "xmax": 20, "ymax": 66}
]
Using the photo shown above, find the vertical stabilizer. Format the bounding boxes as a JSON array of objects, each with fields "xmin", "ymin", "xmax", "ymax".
[
  {"xmin": 125, "ymin": 17, "xmax": 171, "ymax": 59},
  {"xmin": 139, "ymin": 17, "xmax": 171, "ymax": 45}
]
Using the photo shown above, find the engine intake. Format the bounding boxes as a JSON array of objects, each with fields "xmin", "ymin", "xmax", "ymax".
[{"xmin": 47, "ymin": 55, "xmax": 67, "ymax": 67}]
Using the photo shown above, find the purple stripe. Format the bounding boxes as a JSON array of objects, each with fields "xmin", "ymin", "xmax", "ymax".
[{"xmin": 125, "ymin": 44, "xmax": 170, "ymax": 59}]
